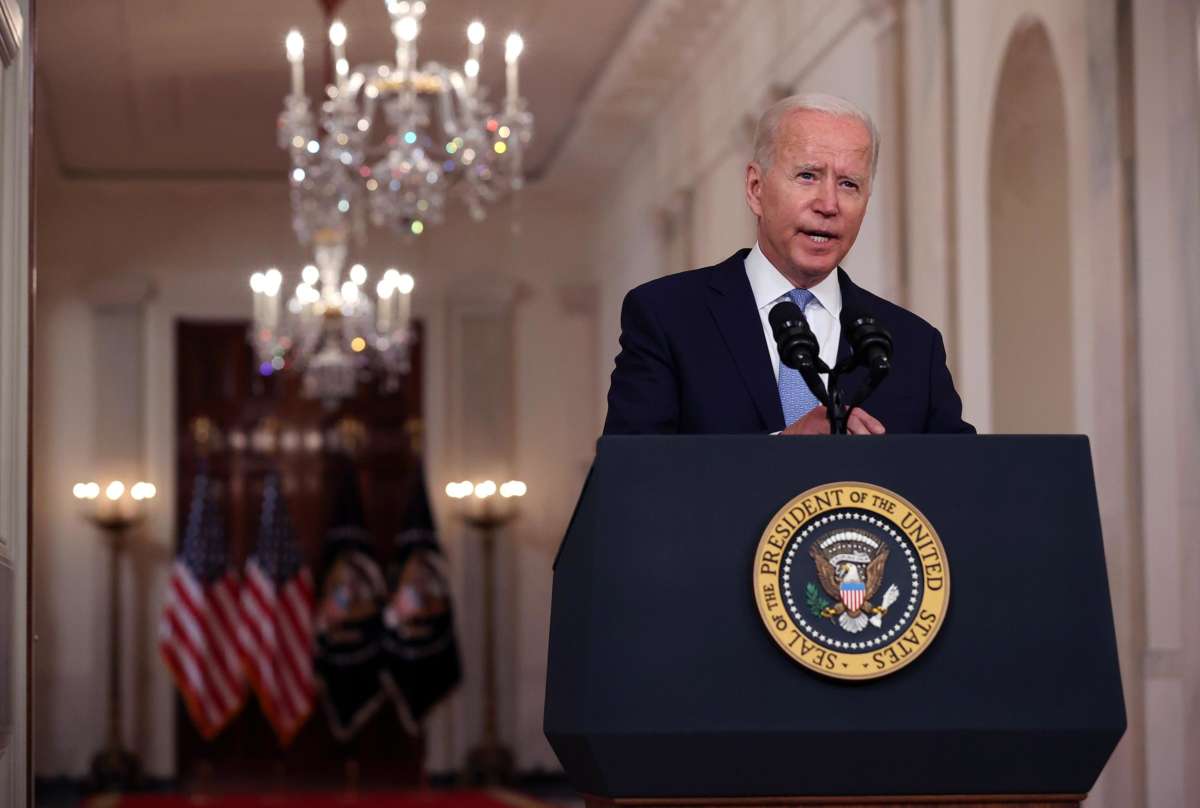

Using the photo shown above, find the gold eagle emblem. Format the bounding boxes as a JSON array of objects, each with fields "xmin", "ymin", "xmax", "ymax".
[
  {"xmin": 810, "ymin": 530, "xmax": 900, "ymax": 633},
  {"xmin": 754, "ymin": 482, "xmax": 951, "ymax": 680}
]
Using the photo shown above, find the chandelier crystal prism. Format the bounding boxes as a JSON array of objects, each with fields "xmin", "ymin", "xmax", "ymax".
[{"xmin": 277, "ymin": 0, "xmax": 534, "ymax": 245}]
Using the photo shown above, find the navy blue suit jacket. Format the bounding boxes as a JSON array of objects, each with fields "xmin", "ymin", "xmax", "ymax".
[{"xmin": 603, "ymin": 249, "xmax": 974, "ymax": 435}]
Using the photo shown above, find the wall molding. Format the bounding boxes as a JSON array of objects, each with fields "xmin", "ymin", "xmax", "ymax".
[
  {"xmin": 0, "ymin": 0, "xmax": 31, "ymax": 803},
  {"xmin": 0, "ymin": 0, "xmax": 22, "ymax": 68}
]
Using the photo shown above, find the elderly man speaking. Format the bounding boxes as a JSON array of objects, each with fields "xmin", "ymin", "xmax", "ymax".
[{"xmin": 602, "ymin": 93, "xmax": 974, "ymax": 436}]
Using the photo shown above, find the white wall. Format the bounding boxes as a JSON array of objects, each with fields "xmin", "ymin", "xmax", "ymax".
[
  {"xmin": 1131, "ymin": 1, "xmax": 1200, "ymax": 806},
  {"xmin": 948, "ymin": 3, "xmax": 1146, "ymax": 804}
]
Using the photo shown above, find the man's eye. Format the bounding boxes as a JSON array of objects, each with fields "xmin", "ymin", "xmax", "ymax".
[
  {"xmin": 840, "ymin": 180, "xmax": 860, "ymax": 190},
  {"xmin": 797, "ymin": 171, "xmax": 815, "ymax": 181}
]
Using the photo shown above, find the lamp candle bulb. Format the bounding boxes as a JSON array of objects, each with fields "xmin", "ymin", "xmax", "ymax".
[
  {"xmin": 376, "ymin": 280, "xmax": 394, "ymax": 333},
  {"xmin": 466, "ymin": 21, "xmax": 485, "ymax": 93},
  {"xmin": 263, "ymin": 268, "xmax": 282, "ymax": 329},
  {"xmin": 394, "ymin": 16, "xmax": 419, "ymax": 87},
  {"xmin": 468, "ymin": 21, "xmax": 486, "ymax": 46},
  {"xmin": 329, "ymin": 20, "xmax": 347, "ymax": 49},
  {"xmin": 329, "ymin": 20, "xmax": 348, "ymax": 91},
  {"xmin": 396, "ymin": 272, "xmax": 414, "ymax": 334},
  {"xmin": 285, "ymin": 30, "xmax": 305, "ymax": 97},
  {"xmin": 250, "ymin": 272, "xmax": 265, "ymax": 325},
  {"xmin": 505, "ymin": 33, "xmax": 523, "ymax": 113}
]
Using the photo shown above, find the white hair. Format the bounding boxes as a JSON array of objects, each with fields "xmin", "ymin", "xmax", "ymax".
[{"xmin": 752, "ymin": 93, "xmax": 880, "ymax": 181}]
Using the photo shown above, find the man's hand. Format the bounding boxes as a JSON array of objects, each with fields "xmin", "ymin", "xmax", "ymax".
[{"xmin": 780, "ymin": 406, "xmax": 886, "ymax": 436}]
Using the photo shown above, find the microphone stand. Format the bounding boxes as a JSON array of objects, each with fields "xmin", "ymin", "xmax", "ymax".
[
  {"xmin": 772, "ymin": 302, "xmax": 892, "ymax": 435},
  {"xmin": 824, "ymin": 369, "xmax": 849, "ymax": 435},
  {"xmin": 808, "ymin": 355, "xmax": 890, "ymax": 434}
]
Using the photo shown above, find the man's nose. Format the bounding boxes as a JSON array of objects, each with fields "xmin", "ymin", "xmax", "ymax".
[{"xmin": 812, "ymin": 179, "xmax": 839, "ymax": 217}]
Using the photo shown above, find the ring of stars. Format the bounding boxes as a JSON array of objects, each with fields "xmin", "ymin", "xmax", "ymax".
[{"xmin": 781, "ymin": 510, "xmax": 922, "ymax": 651}]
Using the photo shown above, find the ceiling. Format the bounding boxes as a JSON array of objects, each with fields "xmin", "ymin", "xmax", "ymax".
[{"xmin": 36, "ymin": 0, "xmax": 646, "ymax": 180}]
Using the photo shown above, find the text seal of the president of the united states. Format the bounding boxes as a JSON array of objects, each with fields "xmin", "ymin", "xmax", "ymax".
[{"xmin": 753, "ymin": 482, "xmax": 949, "ymax": 680}]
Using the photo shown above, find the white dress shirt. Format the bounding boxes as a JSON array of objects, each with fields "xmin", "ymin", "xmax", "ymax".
[{"xmin": 744, "ymin": 242, "xmax": 842, "ymax": 386}]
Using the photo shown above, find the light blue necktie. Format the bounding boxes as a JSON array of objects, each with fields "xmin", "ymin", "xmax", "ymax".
[{"xmin": 777, "ymin": 288, "xmax": 821, "ymax": 425}]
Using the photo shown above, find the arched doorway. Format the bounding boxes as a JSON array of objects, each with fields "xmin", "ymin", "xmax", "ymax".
[{"xmin": 987, "ymin": 20, "xmax": 1073, "ymax": 433}]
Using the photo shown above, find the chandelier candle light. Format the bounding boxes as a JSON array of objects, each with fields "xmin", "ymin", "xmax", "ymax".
[{"xmin": 278, "ymin": 1, "xmax": 534, "ymax": 243}]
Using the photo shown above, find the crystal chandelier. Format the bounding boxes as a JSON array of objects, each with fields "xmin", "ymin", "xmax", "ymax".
[
  {"xmin": 248, "ymin": 229, "xmax": 416, "ymax": 402},
  {"xmin": 277, "ymin": 0, "xmax": 533, "ymax": 244}
]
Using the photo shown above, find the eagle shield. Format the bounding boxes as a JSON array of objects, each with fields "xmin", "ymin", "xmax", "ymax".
[{"xmin": 840, "ymin": 579, "xmax": 866, "ymax": 611}]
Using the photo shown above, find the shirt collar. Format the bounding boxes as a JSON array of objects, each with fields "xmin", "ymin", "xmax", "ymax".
[{"xmin": 744, "ymin": 242, "xmax": 843, "ymax": 317}]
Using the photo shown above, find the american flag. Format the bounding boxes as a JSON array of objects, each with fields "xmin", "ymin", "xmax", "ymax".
[
  {"xmin": 159, "ymin": 469, "xmax": 246, "ymax": 739},
  {"xmin": 239, "ymin": 471, "xmax": 315, "ymax": 746}
]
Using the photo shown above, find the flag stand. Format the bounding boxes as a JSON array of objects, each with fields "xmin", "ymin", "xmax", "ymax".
[
  {"xmin": 343, "ymin": 758, "xmax": 360, "ymax": 796},
  {"xmin": 193, "ymin": 759, "xmax": 214, "ymax": 799}
]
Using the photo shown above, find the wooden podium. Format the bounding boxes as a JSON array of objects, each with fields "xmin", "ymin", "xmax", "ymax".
[{"xmin": 545, "ymin": 436, "xmax": 1125, "ymax": 807}]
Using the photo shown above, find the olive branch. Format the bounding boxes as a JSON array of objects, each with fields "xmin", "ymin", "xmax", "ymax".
[{"xmin": 805, "ymin": 582, "xmax": 831, "ymax": 617}]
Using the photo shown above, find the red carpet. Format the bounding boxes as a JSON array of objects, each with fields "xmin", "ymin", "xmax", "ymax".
[{"xmin": 85, "ymin": 790, "xmax": 556, "ymax": 808}]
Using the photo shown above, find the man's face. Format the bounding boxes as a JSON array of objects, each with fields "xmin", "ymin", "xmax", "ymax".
[{"xmin": 745, "ymin": 109, "xmax": 873, "ymax": 288}]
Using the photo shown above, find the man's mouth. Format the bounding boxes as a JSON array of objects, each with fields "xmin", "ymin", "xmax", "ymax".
[{"xmin": 801, "ymin": 229, "xmax": 837, "ymax": 244}]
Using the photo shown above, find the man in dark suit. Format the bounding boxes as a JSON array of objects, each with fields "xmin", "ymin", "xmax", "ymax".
[{"xmin": 604, "ymin": 93, "xmax": 973, "ymax": 436}]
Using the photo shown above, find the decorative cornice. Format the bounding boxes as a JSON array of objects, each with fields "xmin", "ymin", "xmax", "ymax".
[
  {"xmin": 548, "ymin": 0, "xmax": 891, "ymax": 197},
  {"xmin": 442, "ymin": 273, "xmax": 527, "ymax": 311},
  {"xmin": 85, "ymin": 274, "xmax": 156, "ymax": 308},
  {"xmin": 547, "ymin": 0, "xmax": 740, "ymax": 188}
]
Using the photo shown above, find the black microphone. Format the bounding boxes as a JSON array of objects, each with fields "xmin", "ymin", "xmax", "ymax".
[
  {"xmin": 769, "ymin": 301, "xmax": 829, "ymax": 409},
  {"xmin": 841, "ymin": 309, "xmax": 893, "ymax": 377},
  {"xmin": 769, "ymin": 301, "xmax": 821, "ymax": 373}
]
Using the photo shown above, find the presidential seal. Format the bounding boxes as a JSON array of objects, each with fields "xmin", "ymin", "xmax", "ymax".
[{"xmin": 752, "ymin": 482, "xmax": 949, "ymax": 680}]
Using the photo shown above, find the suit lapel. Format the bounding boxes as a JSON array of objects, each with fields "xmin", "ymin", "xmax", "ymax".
[{"xmin": 707, "ymin": 251, "xmax": 785, "ymax": 432}]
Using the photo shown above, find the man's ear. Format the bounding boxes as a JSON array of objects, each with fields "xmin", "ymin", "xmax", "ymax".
[{"xmin": 745, "ymin": 162, "xmax": 765, "ymax": 218}]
